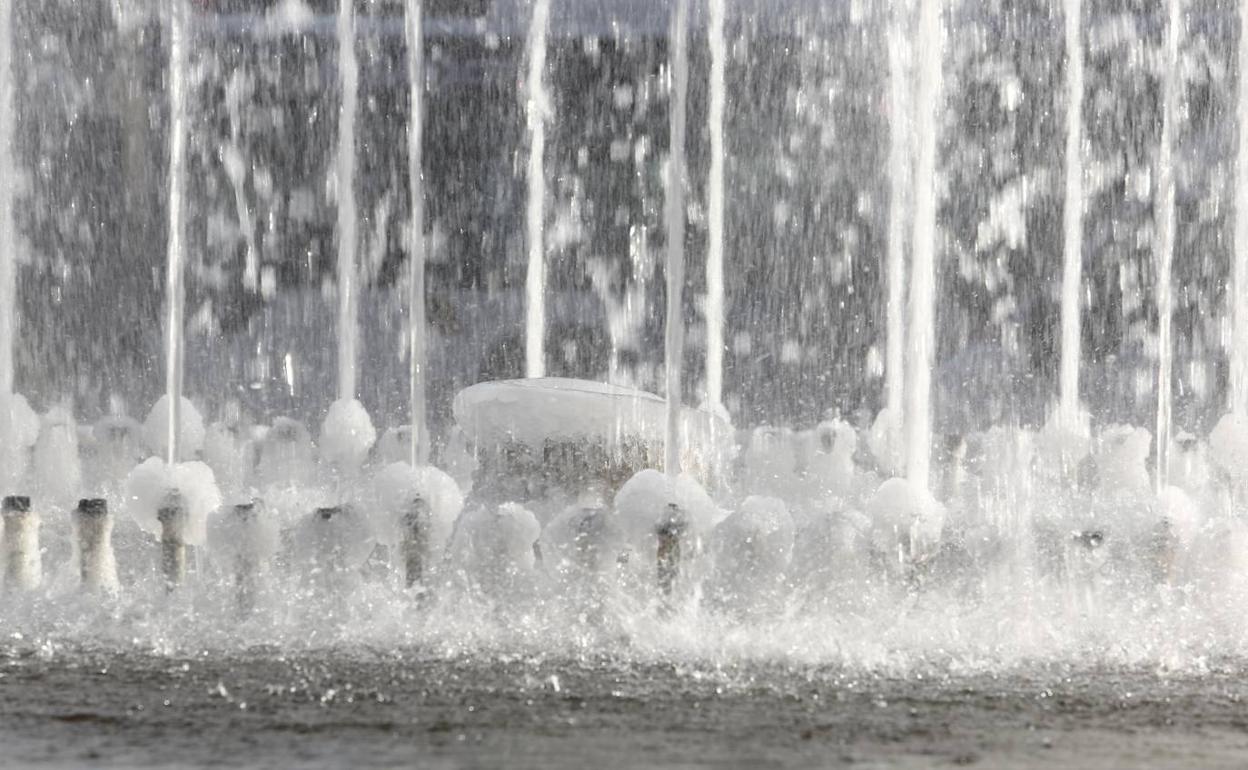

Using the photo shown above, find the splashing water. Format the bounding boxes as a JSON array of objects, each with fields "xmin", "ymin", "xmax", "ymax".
[
  {"xmin": 406, "ymin": 0, "xmax": 428, "ymax": 466},
  {"xmin": 705, "ymin": 0, "xmax": 727, "ymax": 412},
  {"xmin": 1154, "ymin": 0, "xmax": 1181, "ymax": 489},
  {"xmin": 8, "ymin": 0, "xmax": 1248, "ymax": 695},
  {"xmin": 0, "ymin": 0, "xmax": 13, "ymax": 399},
  {"xmin": 1234, "ymin": 0, "xmax": 1248, "ymax": 416},
  {"xmin": 164, "ymin": 0, "xmax": 190, "ymax": 465},
  {"xmin": 524, "ymin": 0, "xmax": 552, "ymax": 380},
  {"xmin": 905, "ymin": 0, "xmax": 943, "ymax": 492},
  {"xmin": 665, "ymin": 0, "xmax": 690, "ymax": 476},
  {"xmin": 885, "ymin": 0, "xmax": 911, "ymax": 465},
  {"xmin": 1059, "ymin": 0, "xmax": 1085, "ymax": 430},
  {"xmin": 335, "ymin": 0, "xmax": 359, "ymax": 402}
]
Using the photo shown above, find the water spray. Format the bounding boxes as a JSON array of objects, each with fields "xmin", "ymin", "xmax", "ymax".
[
  {"xmin": 405, "ymin": 0, "xmax": 429, "ymax": 465},
  {"xmin": 664, "ymin": 0, "xmax": 690, "ymax": 477}
]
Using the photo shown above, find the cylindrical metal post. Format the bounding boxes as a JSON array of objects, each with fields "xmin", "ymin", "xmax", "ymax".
[
  {"xmin": 232, "ymin": 502, "xmax": 260, "ymax": 614},
  {"xmin": 74, "ymin": 498, "xmax": 118, "ymax": 594},
  {"xmin": 656, "ymin": 502, "xmax": 688, "ymax": 601},
  {"xmin": 157, "ymin": 490, "xmax": 187, "ymax": 591},
  {"xmin": 401, "ymin": 497, "xmax": 430, "ymax": 589},
  {"xmin": 1, "ymin": 495, "xmax": 39, "ymax": 590}
]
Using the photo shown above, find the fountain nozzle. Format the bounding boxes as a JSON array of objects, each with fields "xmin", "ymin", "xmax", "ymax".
[
  {"xmin": 2, "ymin": 494, "xmax": 39, "ymax": 590},
  {"xmin": 157, "ymin": 489, "xmax": 188, "ymax": 591},
  {"xmin": 74, "ymin": 498, "xmax": 118, "ymax": 594}
]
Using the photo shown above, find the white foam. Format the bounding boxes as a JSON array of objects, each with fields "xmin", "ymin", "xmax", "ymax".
[
  {"xmin": 706, "ymin": 495, "xmax": 795, "ymax": 607},
  {"xmin": 804, "ymin": 420, "xmax": 859, "ymax": 499},
  {"xmin": 123, "ymin": 457, "xmax": 221, "ymax": 546},
  {"xmin": 203, "ymin": 421, "xmax": 250, "ymax": 493},
  {"xmin": 1210, "ymin": 412, "xmax": 1248, "ymax": 487},
  {"xmin": 613, "ymin": 469, "xmax": 720, "ymax": 549},
  {"xmin": 867, "ymin": 408, "xmax": 906, "ymax": 477},
  {"xmin": 0, "ymin": 392, "xmax": 39, "ymax": 492},
  {"xmin": 206, "ymin": 500, "xmax": 280, "ymax": 563},
  {"xmin": 369, "ymin": 461, "xmax": 463, "ymax": 551},
  {"xmin": 865, "ymin": 476, "xmax": 945, "ymax": 556},
  {"xmin": 319, "ymin": 398, "xmax": 376, "ymax": 473},
  {"xmin": 31, "ymin": 407, "xmax": 80, "ymax": 509},
  {"xmin": 739, "ymin": 427, "xmax": 798, "ymax": 498},
  {"xmin": 142, "ymin": 395, "xmax": 205, "ymax": 462},
  {"xmin": 1095, "ymin": 424, "xmax": 1153, "ymax": 497},
  {"xmin": 253, "ymin": 418, "xmax": 317, "ymax": 490},
  {"xmin": 538, "ymin": 502, "xmax": 624, "ymax": 583},
  {"xmin": 448, "ymin": 501, "xmax": 542, "ymax": 597}
]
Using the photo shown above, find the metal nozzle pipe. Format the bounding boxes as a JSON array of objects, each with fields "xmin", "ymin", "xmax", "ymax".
[
  {"xmin": 401, "ymin": 497, "xmax": 430, "ymax": 589},
  {"xmin": 2, "ymin": 495, "xmax": 39, "ymax": 590},
  {"xmin": 157, "ymin": 490, "xmax": 188, "ymax": 591},
  {"xmin": 656, "ymin": 502, "xmax": 688, "ymax": 601},
  {"xmin": 74, "ymin": 498, "xmax": 118, "ymax": 594}
]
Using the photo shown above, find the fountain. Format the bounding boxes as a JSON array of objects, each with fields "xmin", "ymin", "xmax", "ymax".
[{"xmin": 5, "ymin": 3, "xmax": 1248, "ymax": 764}]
